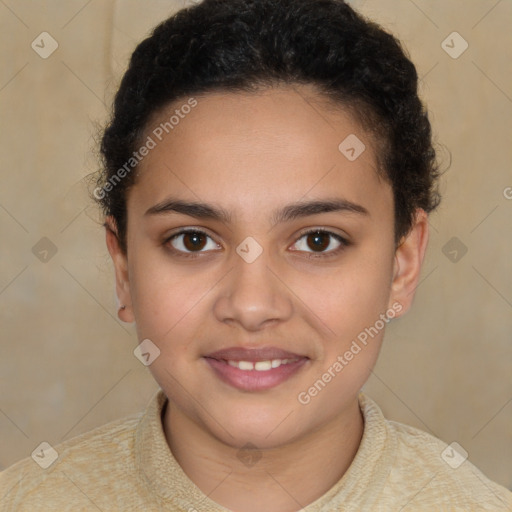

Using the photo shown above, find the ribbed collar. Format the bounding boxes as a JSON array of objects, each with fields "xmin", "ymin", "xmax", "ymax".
[{"xmin": 135, "ymin": 388, "xmax": 396, "ymax": 511}]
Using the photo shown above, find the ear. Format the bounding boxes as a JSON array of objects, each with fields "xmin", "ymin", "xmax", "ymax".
[
  {"xmin": 105, "ymin": 216, "xmax": 135, "ymax": 323},
  {"xmin": 388, "ymin": 208, "xmax": 429, "ymax": 317}
]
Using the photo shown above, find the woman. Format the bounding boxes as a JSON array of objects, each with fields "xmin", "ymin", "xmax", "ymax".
[{"xmin": 2, "ymin": 0, "xmax": 511, "ymax": 510}]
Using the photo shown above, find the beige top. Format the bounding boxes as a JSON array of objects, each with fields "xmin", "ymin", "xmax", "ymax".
[{"xmin": 1, "ymin": 389, "xmax": 511, "ymax": 511}]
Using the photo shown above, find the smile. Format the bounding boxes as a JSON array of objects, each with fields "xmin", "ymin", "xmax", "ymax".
[
  {"xmin": 203, "ymin": 347, "xmax": 309, "ymax": 391},
  {"xmin": 226, "ymin": 358, "xmax": 301, "ymax": 371}
]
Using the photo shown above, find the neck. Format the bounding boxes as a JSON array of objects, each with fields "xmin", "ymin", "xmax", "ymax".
[{"xmin": 163, "ymin": 398, "xmax": 364, "ymax": 512}]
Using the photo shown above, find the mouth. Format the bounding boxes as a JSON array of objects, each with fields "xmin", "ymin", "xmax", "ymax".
[{"xmin": 203, "ymin": 347, "xmax": 309, "ymax": 391}]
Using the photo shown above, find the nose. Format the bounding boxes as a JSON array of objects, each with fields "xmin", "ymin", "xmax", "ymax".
[{"xmin": 212, "ymin": 248, "xmax": 293, "ymax": 332}]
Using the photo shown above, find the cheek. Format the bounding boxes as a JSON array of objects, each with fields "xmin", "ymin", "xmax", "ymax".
[
  {"xmin": 128, "ymin": 247, "xmax": 208, "ymax": 341},
  {"xmin": 289, "ymin": 248, "xmax": 394, "ymax": 342},
  {"xmin": 294, "ymin": 254, "xmax": 394, "ymax": 409},
  {"xmin": 129, "ymin": 259, "xmax": 208, "ymax": 390}
]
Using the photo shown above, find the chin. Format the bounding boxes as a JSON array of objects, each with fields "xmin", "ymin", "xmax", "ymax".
[{"xmin": 202, "ymin": 409, "xmax": 309, "ymax": 451}]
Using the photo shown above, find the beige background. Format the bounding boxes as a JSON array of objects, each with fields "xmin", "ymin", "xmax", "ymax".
[{"xmin": 1, "ymin": 0, "xmax": 511, "ymax": 490}]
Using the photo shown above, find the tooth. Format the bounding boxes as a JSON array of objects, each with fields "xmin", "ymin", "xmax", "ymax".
[
  {"xmin": 238, "ymin": 361, "xmax": 254, "ymax": 370},
  {"xmin": 254, "ymin": 360, "xmax": 272, "ymax": 371},
  {"xmin": 225, "ymin": 358, "xmax": 301, "ymax": 371}
]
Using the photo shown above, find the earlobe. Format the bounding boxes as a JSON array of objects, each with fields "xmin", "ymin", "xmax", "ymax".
[
  {"xmin": 388, "ymin": 209, "xmax": 429, "ymax": 317},
  {"xmin": 105, "ymin": 217, "xmax": 135, "ymax": 323}
]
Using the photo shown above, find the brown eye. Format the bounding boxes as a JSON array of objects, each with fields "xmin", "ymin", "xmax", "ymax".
[
  {"xmin": 292, "ymin": 229, "xmax": 348, "ymax": 256},
  {"xmin": 168, "ymin": 230, "xmax": 219, "ymax": 254},
  {"xmin": 306, "ymin": 231, "xmax": 330, "ymax": 252},
  {"xmin": 183, "ymin": 231, "xmax": 207, "ymax": 251}
]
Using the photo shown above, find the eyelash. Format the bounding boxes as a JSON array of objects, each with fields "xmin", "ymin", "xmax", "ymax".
[
  {"xmin": 164, "ymin": 228, "xmax": 350, "ymax": 260},
  {"xmin": 295, "ymin": 228, "xmax": 350, "ymax": 259}
]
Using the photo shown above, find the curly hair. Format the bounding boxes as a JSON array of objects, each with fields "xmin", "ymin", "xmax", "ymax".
[{"xmin": 96, "ymin": 0, "xmax": 441, "ymax": 253}]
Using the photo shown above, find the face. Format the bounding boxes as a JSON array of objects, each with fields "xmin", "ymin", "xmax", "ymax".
[{"xmin": 107, "ymin": 85, "xmax": 428, "ymax": 450}]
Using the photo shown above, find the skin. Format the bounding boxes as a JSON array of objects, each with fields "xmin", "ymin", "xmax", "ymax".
[{"xmin": 106, "ymin": 84, "xmax": 429, "ymax": 512}]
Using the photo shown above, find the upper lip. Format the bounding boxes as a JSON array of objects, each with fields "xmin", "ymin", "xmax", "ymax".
[{"xmin": 204, "ymin": 346, "xmax": 308, "ymax": 362}]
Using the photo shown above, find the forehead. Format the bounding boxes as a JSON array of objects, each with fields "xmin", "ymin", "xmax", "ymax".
[{"xmin": 130, "ymin": 85, "xmax": 392, "ymax": 223}]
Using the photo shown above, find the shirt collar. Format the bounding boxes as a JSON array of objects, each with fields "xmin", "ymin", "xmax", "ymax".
[{"xmin": 135, "ymin": 388, "xmax": 395, "ymax": 510}]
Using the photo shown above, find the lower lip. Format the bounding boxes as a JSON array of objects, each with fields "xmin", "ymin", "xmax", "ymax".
[{"xmin": 204, "ymin": 357, "xmax": 309, "ymax": 391}]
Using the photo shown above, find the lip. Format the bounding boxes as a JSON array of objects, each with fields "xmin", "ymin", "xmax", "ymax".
[
  {"xmin": 205, "ymin": 346, "xmax": 306, "ymax": 361},
  {"xmin": 204, "ymin": 346, "xmax": 309, "ymax": 392}
]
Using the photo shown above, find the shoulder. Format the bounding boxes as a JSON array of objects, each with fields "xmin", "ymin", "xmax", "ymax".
[
  {"xmin": 0, "ymin": 411, "xmax": 142, "ymax": 511},
  {"xmin": 385, "ymin": 418, "xmax": 512, "ymax": 510}
]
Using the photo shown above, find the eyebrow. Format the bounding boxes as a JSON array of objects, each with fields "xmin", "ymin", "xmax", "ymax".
[{"xmin": 145, "ymin": 196, "xmax": 369, "ymax": 226}]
